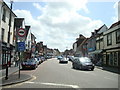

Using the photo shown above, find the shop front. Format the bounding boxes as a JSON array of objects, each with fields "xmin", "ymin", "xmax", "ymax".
[
  {"xmin": 103, "ymin": 49, "xmax": 119, "ymax": 67},
  {"xmin": 1, "ymin": 42, "xmax": 15, "ymax": 69}
]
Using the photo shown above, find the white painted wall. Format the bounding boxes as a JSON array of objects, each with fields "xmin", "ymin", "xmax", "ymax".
[
  {"xmin": 25, "ymin": 29, "xmax": 31, "ymax": 50},
  {"xmin": 0, "ymin": 2, "xmax": 16, "ymax": 45}
]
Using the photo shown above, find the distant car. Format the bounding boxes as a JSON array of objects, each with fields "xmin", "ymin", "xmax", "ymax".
[
  {"xmin": 74, "ymin": 54, "xmax": 81, "ymax": 57},
  {"xmin": 57, "ymin": 56, "xmax": 63, "ymax": 60},
  {"xmin": 68, "ymin": 56, "xmax": 74, "ymax": 62},
  {"xmin": 41, "ymin": 56, "xmax": 45, "ymax": 62},
  {"xmin": 59, "ymin": 57, "xmax": 68, "ymax": 63},
  {"xmin": 72, "ymin": 57, "xmax": 94, "ymax": 71},
  {"xmin": 21, "ymin": 58, "xmax": 38, "ymax": 69},
  {"xmin": 46, "ymin": 55, "xmax": 52, "ymax": 59}
]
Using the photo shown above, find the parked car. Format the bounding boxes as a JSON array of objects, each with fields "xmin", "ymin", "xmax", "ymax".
[
  {"xmin": 35, "ymin": 57, "xmax": 40, "ymax": 65},
  {"xmin": 41, "ymin": 56, "xmax": 46, "ymax": 62},
  {"xmin": 68, "ymin": 56, "xmax": 74, "ymax": 62},
  {"xmin": 21, "ymin": 58, "xmax": 38, "ymax": 69},
  {"xmin": 72, "ymin": 57, "xmax": 95, "ymax": 71},
  {"xmin": 74, "ymin": 54, "xmax": 81, "ymax": 57},
  {"xmin": 46, "ymin": 55, "xmax": 52, "ymax": 59},
  {"xmin": 59, "ymin": 57, "xmax": 68, "ymax": 63}
]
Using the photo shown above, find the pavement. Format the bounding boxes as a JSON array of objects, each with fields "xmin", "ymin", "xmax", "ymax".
[
  {"xmin": 0, "ymin": 64, "xmax": 33, "ymax": 87},
  {"xmin": 95, "ymin": 65, "xmax": 119, "ymax": 74}
]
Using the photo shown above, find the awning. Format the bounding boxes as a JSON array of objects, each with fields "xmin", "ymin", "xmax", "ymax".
[{"xmin": 88, "ymin": 50, "xmax": 103, "ymax": 54}]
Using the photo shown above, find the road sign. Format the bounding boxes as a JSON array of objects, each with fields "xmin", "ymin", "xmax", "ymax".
[
  {"xmin": 18, "ymin": 37, "xmax": 25, "ymax": 42},
  {"xmin": 18, "ymin": 42, "xmax": 26, "ymax": 52},
  {"xmin": 18, "ymin": 28, "xmax": 26, "ymax": 37}
]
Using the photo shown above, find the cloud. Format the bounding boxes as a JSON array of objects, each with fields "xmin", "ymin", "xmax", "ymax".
[
  {"xmin": 14, "ymin": 1, "xmax": 103, "ymax": 52},
  {"xmin": 112, "ymin": 2, "xmax": 119, "ymax": 22},
  {"xmin": 33, "ymin": 3, "xmax": 43, "ymax": 11}
]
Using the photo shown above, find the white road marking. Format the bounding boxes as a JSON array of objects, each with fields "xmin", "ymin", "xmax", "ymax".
[
  {"xmin": 80, "ymin": 71, "xmax": 96, "ymax": 76},
  {"xmin": 24, "ymin": 82, "xmax": 79, "ymax": 88},
  {"xmin": 3, "ymin": 75, "xmax": 36, "ymax": 88},
  {"xmin": 104, "ymin": 77, "xmax": 118, "ymax": 81}
]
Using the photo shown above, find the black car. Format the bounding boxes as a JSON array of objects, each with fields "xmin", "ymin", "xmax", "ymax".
[
  {"xmin": 72, "ymin": 57, "xmax": 94, "ymax": 71},
  {"xmin": 21, "ymin": 58, "xmax": 38, "ymax": 69}
]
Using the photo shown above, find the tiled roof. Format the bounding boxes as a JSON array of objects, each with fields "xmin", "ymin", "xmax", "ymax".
[
  {"xmin": 109, "ymin": 20, "xmax": 120, "ymax": 29},
  {"xmin": 80, "ymin": 38, "xmax": 89, "ymax": 46}
]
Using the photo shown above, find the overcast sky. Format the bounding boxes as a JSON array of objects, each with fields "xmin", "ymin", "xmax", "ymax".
[{"xmin": 5, "ymin": 0, "xmax": 118, "ymax": 52}]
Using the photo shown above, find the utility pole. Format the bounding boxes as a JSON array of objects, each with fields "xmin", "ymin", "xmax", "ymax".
[{"xmin": 5, "ymin": 0, "xmax": 13, "ymax": 80}]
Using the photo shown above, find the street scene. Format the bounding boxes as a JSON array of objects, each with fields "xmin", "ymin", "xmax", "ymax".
[{"xmin": 0, "ymin": 0, "xmax": 120, "ymax": 89}]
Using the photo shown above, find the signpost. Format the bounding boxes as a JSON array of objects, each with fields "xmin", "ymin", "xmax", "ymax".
[
  {"xmin": 18, "ymin": 28, "xmax": 26, "ymax": 37},
  {"xmin": 18, "ymin": 42, "xmax": 25, "ymax": 52},
  {"xmin": 17, "ymin": 28, "xmax": 26, "ymax": 78}
]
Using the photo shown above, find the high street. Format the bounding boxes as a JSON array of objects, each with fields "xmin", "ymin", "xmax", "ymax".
[{"xmin": 3, "ymin": 58, "xmax": 118, "ymax": 89}]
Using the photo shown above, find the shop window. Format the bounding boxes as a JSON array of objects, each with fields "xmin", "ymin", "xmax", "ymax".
[
  {"xmin": 107, "ymin": 33, "xmax": 112, "ymax": 46},
  {"xmin": 114, "ymin": 52, "xmax": 118, "ymax": 66},
  {"xmin": 109, "ymin": 52, "xmax": 113, "ymax": 66},
  {"xmin": 103, "ymin": 54, "xmax": 106, "ymax": 65},
  {"xmin": 116, "ymin": 29, "xmax": 120, "ymax": 43},
  {"xmin": 106, "ymin": 54, "xmax": 109, "ymax": 65},
  {"xmin": 2, "ymin": 8, "xmax": 6, "ymax": 22},
  {"xmin": 118, "ymin": 51, "xmax": 120, "ymax": 66},
  {"xmin": 2, "ymin": 51, "xmax": 6, "ymax": 66}
]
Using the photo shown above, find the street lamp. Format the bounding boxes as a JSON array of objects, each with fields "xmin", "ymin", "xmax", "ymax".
[{"xmin": 5, "ymin": 0, "xmax": 13, "ymax": 80}]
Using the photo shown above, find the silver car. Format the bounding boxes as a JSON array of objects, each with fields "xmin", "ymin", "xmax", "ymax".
[
  {"xmin": 72, "ymin": 57, "xmax": 95, "ymax": 71},
  {"xmin": 59, "ymin": 57, "xmax": 68, "ymax": 63}
]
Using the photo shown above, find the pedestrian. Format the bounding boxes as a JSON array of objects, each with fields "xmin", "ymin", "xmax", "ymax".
[{"xmin": 15, "ymin": 56, "xmax": 19, "ymax": 67}]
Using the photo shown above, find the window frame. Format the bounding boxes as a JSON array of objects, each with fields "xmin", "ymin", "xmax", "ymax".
[
  {"xmin": 116, "ymin": 29, "xmax": 120, "ymax": 44},
  {"xmin": 2, "ymin": 8, "xmax": 6, "ymax": 22},
  {"xmin": 1, "ymin": 28, "xmax": 5, "ymax": 41},
  {"xmin": 107, "ymin": 33, "xmax": 112, "ymax": 46}
]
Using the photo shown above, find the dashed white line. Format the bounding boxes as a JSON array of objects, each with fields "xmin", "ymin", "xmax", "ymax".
[
  {"xmin": 104, "ymin": 77, "xmax": 118, "ymax": 81},
  {"xmin": 24, "ymin": 82, "xmax": 79, "ymax": 88}
]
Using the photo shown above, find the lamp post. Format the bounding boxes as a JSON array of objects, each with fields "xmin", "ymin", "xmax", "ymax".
[
  {"xmin": 66, "ymin": 47, "xmax": 68, "ymax": 58},
  {"xmin": 5, "ymin": 0, "xmax": 13, "ymax": 80}
]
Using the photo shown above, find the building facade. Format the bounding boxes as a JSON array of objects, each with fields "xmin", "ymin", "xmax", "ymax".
[
  {"xmin": 94, "ymin": 24, "xmax": 108, "ymax": 65},
  {"xmin": 87, "ymin": 31, "xmax": 97, "ymax": 63},
  {"xmin": 103, "ymin": 21, "xmax": 120, "ymax": 67},
  {"xmin": 31, "ymin": 33, "xmax": 36, "ymax": 57},
  {"xmin": 73, "ymin": 34, "xmax": 86, "ymax": 56},
  {"xmin": 0, "ymin": 1, "xmax": 16, "ymax": 68}
]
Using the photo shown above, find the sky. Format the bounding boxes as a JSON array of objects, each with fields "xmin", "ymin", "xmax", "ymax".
[{"xmin": 4, "ymin": 0, "xmax": 119, "ymax": 52}]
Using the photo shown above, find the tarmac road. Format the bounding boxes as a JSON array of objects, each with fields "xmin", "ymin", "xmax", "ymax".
[{"xmin": 3, "ymin": 58, "xmax": 118, "ymax": 89}]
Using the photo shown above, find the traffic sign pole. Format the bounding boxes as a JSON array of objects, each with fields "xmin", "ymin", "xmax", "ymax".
[{"xmin": 17, "ymin": 28, "xmax": 26, "ymax": 79}]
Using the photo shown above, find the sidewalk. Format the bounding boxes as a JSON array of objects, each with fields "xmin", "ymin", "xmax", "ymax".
[
  {"xmin": 95, "ymin": 65, "xmax": 119, "ymax": 74},
  {"xmin": 0, "ymin": 65, "xmax": 19, "ymax": 79},
  {"xmin": 0, "ymin": 65, "xmax": 33, "ymax": 86},
  {"xmin": 0, "ymin": 72, "xmax": 33, "ymax": 86}
]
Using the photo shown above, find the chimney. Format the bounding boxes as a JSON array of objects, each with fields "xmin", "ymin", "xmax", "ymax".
[{"xmin": 91, "ymin": 32, "xmax": 94, "ymax": 36}]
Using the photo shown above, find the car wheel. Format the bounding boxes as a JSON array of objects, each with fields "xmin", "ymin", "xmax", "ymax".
[
  {"xmin": 73, "ymin": 65, "xmax": 75, "ymax": 69},
  {"xmin": 79, "ymin": 66, "xmax": 82, "ymax": 70},
  {"xmin": 91, "ymin": 67, "xmax": 94, "ymax": 71},
  {"xmin": 74, "ymin": 65, "xmax": 77, "ymax": 69}
]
